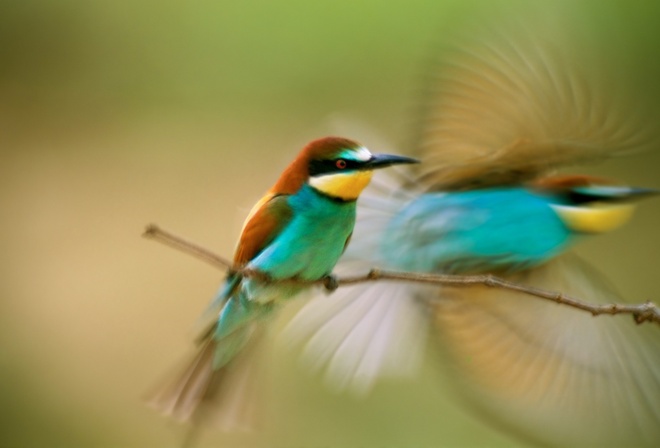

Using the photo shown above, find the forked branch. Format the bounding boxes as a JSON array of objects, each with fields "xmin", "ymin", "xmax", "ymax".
[{"xmin": 143, "ymin": 224, "xmax": 660, "ymax": 326}]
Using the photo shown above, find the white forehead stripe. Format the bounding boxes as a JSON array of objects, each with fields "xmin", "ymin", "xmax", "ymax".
[{"xmin": 341, "ymin": 146, "xmax": 372, "ymax": 162}]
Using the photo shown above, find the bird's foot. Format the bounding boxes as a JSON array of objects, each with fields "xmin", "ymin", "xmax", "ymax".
[{"xmin": 322, "ymin": 274, "xmax": 339, "ymax": 293}]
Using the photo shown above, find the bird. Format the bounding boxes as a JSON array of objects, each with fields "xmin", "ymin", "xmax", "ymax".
[
  {"xmin": 284, "ymin": 19, "xmax": 660, "ymax": 448},
  {"xmin": 147, "ymin": 136, "xmax": 418, "ymax": 430}
]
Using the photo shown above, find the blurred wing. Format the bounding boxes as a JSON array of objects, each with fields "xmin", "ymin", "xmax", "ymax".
[
  {"xmin": 432, "ymin": 254, "xmax": 660, "ymax": 447},
  {"xmin": 414, "ymin": 23, "xmax": 654, "ymax": 190},
  {"xmin": 283, "ymin": 265, "xmax": 431, "ymax": 395},
  {"xmin": 286, "ymin": 169, "xmax": 660, "ymax": 446}
]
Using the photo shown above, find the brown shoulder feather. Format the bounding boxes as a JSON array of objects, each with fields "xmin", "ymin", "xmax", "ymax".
[{"xmin": 233, "ymin": 194, "xmax": 293, "ymax": 266}]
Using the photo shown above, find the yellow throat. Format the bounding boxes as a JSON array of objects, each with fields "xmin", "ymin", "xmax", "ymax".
[
  {"xmin": 551, "ymin": 203, "xmax": 636, "ymax": 234},
  {"xmin": 309, "ymin": 170, "xmax": 374, "ymax": 201}
]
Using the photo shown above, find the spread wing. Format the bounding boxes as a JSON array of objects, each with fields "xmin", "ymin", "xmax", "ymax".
[
  {"xmin": 432, "ymin": 254, "xmax": 660, "ymax": 447},
  {"xmin": 285, "ymin": 15, "xmax": 659, "ymax": 446},
  {"xmin": 233, "ymin": 193, "xmax": 293, "ymax": 267},
  {"xmin": 412, "ymin": 21, "xmax": 656, "ymax": 190}
]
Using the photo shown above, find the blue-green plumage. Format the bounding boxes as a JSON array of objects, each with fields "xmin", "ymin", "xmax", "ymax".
[
  {"xmin": 147, "ymin": 136, "xmax": 418, "ymax": 426},
  {"xmin": 379, "ymin": 187, "xmax": 626, "ymax": 274},
  {"xmin": 285, "ymin": 174, "xmax": 655, "ymax": 399},
  {"xmin": 248, "ymin": 184, "xmax": 356, "ymax": 281},
  {"xmin": 212, "ymin": 185, "xmax": 356, "ymax": 365}
]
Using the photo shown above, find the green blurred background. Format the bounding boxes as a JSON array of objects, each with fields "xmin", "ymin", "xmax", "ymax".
[{"xmin": 2, "ymin": 0, "xmax": 660, "ymax": 446}]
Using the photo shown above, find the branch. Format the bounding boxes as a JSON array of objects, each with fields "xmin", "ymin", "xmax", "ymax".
[
  {"xmin": 144, "ymin": 224, "xmax": 234, "ymax": 270},
  {"xmin": 143, "ymin": 224, "xmax": 660, "ymax": 326}
]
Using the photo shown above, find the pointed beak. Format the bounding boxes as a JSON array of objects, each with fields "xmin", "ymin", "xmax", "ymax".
[
  {"xmin": 617, "ymin": 187, "xmax": 660, "ymax": 201},
  {"xmin": 363, "ymin": 153, "xmax": 420, "ymax": 170},
  {"xmin": 573, "ymin": 186, "xmax": 659, "ymax": 203}
]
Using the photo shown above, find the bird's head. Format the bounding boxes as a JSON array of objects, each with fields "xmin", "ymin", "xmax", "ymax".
[
  {"xmin": 534, "ymin": 175, "xmax": 658, "ymax": 234},
  {"xmin": 272, "ymin": 137, "xmax": 419, "ymax": 201}
]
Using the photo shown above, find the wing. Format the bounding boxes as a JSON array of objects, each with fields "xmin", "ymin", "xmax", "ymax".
[
  {"xmin": 233, "ymin": 193, "xmax": 293, "ymax": 266},
  {"xmin": 285, "ymin": 15, "xmax": 659, "ymax": 446},
  {"xmin": 412, "ymin": 19, "xmax": 656, "ymax": 190},
  {"xmin": 195, "ymin": 193, "xmax": 292, "ymax": 340},
  {"xmin": 285, "ymin": 171, "xmax": 660, "ymax": 446},
  {"xmin": 194, "ymin": 194, "xmax": 293, "ymax": 337},
  {"xmin": 432, "ymin": 254, "xmax": 660, "ymax": 447},
  {"xmin": 342, "ymin": 232, "xmax": 352, "ymax": 254},
  {"xmin": 193, "ymin": 194, "xmax": 292, "ymax": 337},
  {"xmin": 282, "ymin": 259, "xmax": 431, "ymax": 394}
]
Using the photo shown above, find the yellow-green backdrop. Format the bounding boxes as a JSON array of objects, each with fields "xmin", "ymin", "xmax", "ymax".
[{"xmin": 2, "ymin": 1, "xmax": 659, "ymax": 446}]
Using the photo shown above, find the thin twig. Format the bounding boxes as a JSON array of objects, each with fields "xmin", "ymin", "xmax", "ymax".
[
  {"xmin": 143, "ymin": 224, "xmax": 234, "ymax": 270},
  {"xmin": 143, "ymin": 224, "xmax": 660, "ymax": 326}
]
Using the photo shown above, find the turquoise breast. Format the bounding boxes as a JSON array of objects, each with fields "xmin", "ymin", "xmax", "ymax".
[{"xmin": 249, "ymin": 184, "xmax": 356, "ymax": 281}]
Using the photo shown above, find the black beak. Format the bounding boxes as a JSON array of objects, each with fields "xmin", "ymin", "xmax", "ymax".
[
  {"xmin": 571, "ymin": 186, "xmax": 659, "ymax": 203},
  {"xmin": 616, "ymin": 187, "xmax": 659, "ymax": 201},
  {"xmin": 363, "ymin": 153, "xmax": 420, "ymax": 170}
]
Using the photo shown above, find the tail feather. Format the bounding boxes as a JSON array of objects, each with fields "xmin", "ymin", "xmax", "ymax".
[
  {"xmin": 202, "ymin": 332, "xmax": 265, "ymax": 430},
  {"xmin": 146, "ymin": 337, "xmax": 218, "ymax": 422},
  {"xmin": 146, "ymin": 323, "xmax": 266, "ymax": 431}
]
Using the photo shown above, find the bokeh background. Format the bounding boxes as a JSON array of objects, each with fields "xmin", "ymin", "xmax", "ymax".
[{"xmin": 2, "ymin": 0, "xmax": 660, "ymax": 446}]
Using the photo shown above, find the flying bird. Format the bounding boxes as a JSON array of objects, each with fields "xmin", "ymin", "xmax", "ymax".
[{"xmin": 285, "ymin": 22, "xmax": 660, "ymax": 447}]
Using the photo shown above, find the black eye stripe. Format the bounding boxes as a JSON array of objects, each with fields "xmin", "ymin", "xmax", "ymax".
[{"xmin": 309, "ymin": 158, "xmax": 361, "ymax": 176}]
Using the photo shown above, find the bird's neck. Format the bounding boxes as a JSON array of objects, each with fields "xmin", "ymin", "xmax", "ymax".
[{"xmin": 292, "ymin": 183, "xmax": 359, "ymax": 210}]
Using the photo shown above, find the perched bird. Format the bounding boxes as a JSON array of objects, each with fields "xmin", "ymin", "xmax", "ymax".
[
  {"xmin": 148, "ymin": 137, "xmax": 418, "ymax": 429},
  {"xmin": 285, "ymin": 21, "xmax": 660, "ymax": 447}
]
